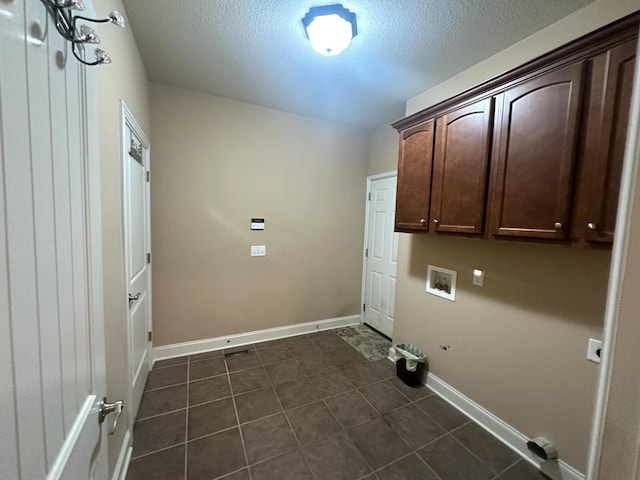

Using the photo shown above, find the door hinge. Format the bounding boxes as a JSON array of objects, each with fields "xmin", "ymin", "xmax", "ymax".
[
  {"xmin": 147, "ymin": 252, "xmax": 151, "ymax": 264},
  {"xmin": 148, "ymin": 331, "xmax": 152, "ymax": 342},
  {"xmin": 365, "ymin": 248, "xmax": 368, "ymax": 258},
  {"xmin": 363, "ymin": 303, "xmax": 366, "ymax": 311},
  {"xmin": 146, "ymin": 171, "xmax": 150, "ymax": 182},
  {"xmin": 368, "ymin": 192, "xmax": 371, "ymax": 201}
]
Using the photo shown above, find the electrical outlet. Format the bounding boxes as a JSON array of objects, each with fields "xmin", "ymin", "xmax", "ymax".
[
  {"xmin": 587, "ymin": 338, "xmax": 602, "ymax": 364},
  {"xmin": 250, "ymin": 245, "xmax": 266, "ymax": 256}
]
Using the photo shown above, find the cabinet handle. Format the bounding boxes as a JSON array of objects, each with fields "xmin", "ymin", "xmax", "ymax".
[
  {"xmin": 433, "ymin": 219, "xmax": 439, "ymax": 224},
  {"xmin": 587, "ymin": 222, "xmax": 597, "ymax": 230},
  {"xmin": 553, "ymin": 222, "xmax": 563, "ymax": 229},
  {"xmin": 420, "ymin": 218, "xmax": 426, "ymax": 224}
]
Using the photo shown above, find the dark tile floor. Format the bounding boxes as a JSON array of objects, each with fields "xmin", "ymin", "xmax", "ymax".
[{"xmin": 126, "ymin": 329, "xmax": 549, "ymax": 480}]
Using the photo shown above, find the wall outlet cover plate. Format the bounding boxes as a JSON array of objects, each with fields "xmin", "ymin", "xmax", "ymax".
[{"xmin": 587, "ymin": 338, "xmax": 602, "ymax": 363}]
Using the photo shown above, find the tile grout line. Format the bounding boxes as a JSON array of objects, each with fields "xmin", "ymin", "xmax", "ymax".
[
  {"xmin": 494, "ymin": 457, "xmax": 525, "ymax": 477},
  {"xmin": 227, "ymin": 350, "xmax": 254, "ymax": 480},
  {"xmin": 316, "ymin": 392, "xmax": 377, "ymax": 477},
  {"xmin": 411, "ymin": 451, "xmax": 446, "ymax": 480},
  {"xmin": 271, "ymin": 337, "xmax": 339, "ymax": 478},
  {"xmin": 135, "ymin": 405, "xmax": 188, "ymax": 423},
  {"xmin": 447, "ymin": 428, "xmax": 523, "ymax": 479},
  {"xmin": 251, "ymin": 343, "xmax": 315, "ymax": 478},
  {"xmin": 276, "ymin": 381, "xmax": 321, "ymax": 480},
  {"xmin": 414, "ymin": 396, "xmax": 472, "ymax": 435},
  {"xmin": 144, "ymin": 379, "xmax": 188, "ymax": 393},
  {"xmin": 359, "ymin": 450, "xmax": 445, "ymax": 480},
  {"xmin": 129, "ymin": 441, "xmax": 187, "ymax": 462},
  {"xmin": 355, "ymin": 379, "xmax": 397, "ymax": 418}
]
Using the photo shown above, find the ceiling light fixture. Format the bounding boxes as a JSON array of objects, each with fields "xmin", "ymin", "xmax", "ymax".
[
  {"xmin": 301, "ymin": 4, "xmax": 357, "ymax": 56},
  {"xmin": 40, "ymin": 0, "xmax": 125, "ymax": 66}
]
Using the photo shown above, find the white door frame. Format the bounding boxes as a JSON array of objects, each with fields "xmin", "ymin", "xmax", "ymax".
[
  {"xmin": 360, "ymin": 170, "xmax": 398, "ymax": 332},
  {"xmin": 120, "ymin": 101, "xmax": 152, "ymax": 424}
]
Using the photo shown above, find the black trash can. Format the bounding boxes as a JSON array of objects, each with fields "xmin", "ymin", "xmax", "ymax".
[{"xmin": 395, "ymin": 343, "xmax": 427, "ymax": 387}]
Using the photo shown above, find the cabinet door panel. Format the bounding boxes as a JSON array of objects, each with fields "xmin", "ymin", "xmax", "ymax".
[
  {"xmin": 489, "ymin": 63, "xmax": 584, "ymax": 239},
  {"xmin": 431, "ymin": 98, "xmax": 493, "ymax": 234},
  {"xmin": 576, "ymin": 40, "xmax": 636, "ymax": 244},
  {"xmin": 395, "ymin": 119, "xmax": 434, "ymax": 232}
]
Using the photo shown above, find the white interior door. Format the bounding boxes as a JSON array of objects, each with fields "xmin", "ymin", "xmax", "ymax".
[
  {"xmin": 0, "ymin": 1, "xmax": 111, "ymax": 478},
  {"xmin": 363, "ymin": 174, "xmax": 399, "ymax": 338},
  {"xmin": 123, "ymin": 105, "xmax": 152, "ymax": 420}
]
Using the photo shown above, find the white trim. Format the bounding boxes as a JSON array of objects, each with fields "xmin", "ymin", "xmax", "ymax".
[
  {"xmin": 426, "ymin": 374, "xmax": 584, "ymax": 480},
  {"xmin": 388, "ymin": 348, "xmax": 584, "ymax": 480},
  {"xmin": 388, "ymin": 346, "xmax": 398, "ymax": 362},
  {"xmin": 120, "ymin": 101, "xmax": 150, "ymax": 147},
  {"xmin": 586, "ymin": 32, "xmax": 640, "ymax": 480},
  {"xmin": 153, "ymin": 315, "xmax": 361, "ymax": 361},
  {"xmin": 360, "ymin": 170, "xmax": 398, "ymax": 329},
  {"xmin": 46, "ymin": 396, "xmax": 95, "ymax": 480},
  {"xmin": 110, "ymin": 430, "xmax": 132, "ymax": 480}
]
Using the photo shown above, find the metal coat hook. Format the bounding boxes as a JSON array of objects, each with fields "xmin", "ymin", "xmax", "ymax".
[{"xmin": 40, "ymin": 0, "xmax": 125, "ymax": 66}]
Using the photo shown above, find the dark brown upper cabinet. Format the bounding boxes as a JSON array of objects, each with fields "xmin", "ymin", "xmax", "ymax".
[
  {"xmin": 395, "ymin": 119, "xmax": 435, "ymax": 233},
  {"xmin": 430, "ymin": 98, "xmax": 494, "ymax": 235},
  {"xmin": 391, "ymin": 14, "xmax": 639, "ymax": 247},
  {"xmin": 572, "ymin": 39, "xmax": 637, "ymax": 245},
  {"xmin": 488, "ymin": 62, "xmax": 585, "ymax": 240}
]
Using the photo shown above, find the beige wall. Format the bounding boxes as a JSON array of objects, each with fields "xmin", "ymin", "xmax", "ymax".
[
  {"xmin": 95, "ymin": 0, "xmax": 150, "ymax": 476},
  {"xmin": 383, "ymin": 0, "xmax": 640, "ymax": 472},
  {"xmin": 150, "ymin": 83, "xmax": 368, "ymax": 346},
  {"xmin": 394, "ymin": 236, "xmax": 609, "ymax": 469},
  {"xmin": 367, "ymin": 124, "xmax": 399, "ymax": 177}
]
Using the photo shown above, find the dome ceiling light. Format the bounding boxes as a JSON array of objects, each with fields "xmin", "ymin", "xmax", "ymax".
[{"xmin": 301, "ymin": 4, "xmax": 357, "ymax": 56}]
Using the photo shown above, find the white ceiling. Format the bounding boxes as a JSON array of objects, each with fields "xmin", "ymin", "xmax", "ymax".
[{"xmin": 121, "ymin": 0, "xmax": 596, "ymax": 129}]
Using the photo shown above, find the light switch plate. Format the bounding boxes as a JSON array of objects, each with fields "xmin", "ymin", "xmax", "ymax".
[{"xmin": 251, "ymin": 245, "xmax": 266, "ymax": 256}]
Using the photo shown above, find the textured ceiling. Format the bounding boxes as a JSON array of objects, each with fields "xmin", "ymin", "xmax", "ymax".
[{"xmin": 121, "ymin": 0, "xmax": 596, "ymax": 129}]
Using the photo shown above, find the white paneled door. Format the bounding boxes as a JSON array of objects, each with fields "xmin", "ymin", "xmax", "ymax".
[
  {"xmin": 1, "ymin": 1, "xmax": 111, "ymax": 479},
  {"xmin": 363, "ymin": 174, "xmax": 399, "ymax": 338},
  {"xmin": 123, "ymin": 106, "xmax": 152, "ymax": 420}
]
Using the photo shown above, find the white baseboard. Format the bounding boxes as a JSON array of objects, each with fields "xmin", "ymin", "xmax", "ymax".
[
  {"xmin": 111, "ymin": 429, "xmax": 132, "ymax": 480},
  {"xmin": 153, "ymin": 315, "xmax": 361, "ymax": 362},
  {"xmin": 388, "ymin": 347, "xmax": 584, "ymax": 480}
]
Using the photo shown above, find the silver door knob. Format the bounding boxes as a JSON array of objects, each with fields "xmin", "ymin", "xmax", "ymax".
[
  {"xmin": 433, "ymin": 218, "xmax": 439, "ymax": 224},
  {"xmin": 420, "ymin": 219, "xmax": 426, "ymax": 224},
  {"xmin": 128, "ymin": 293, "xmax": 140, "ymax": 306},
  {"xmin": 587, "ymin": 222, "xmax": 597, "ymax": 230},
  {"xmin": 554, "ymin": 222, "xmax": 563, "ymax": 229},
  {"xmin": 98, "ymin": 397, "xmax": 126, "ymax": 435}
]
